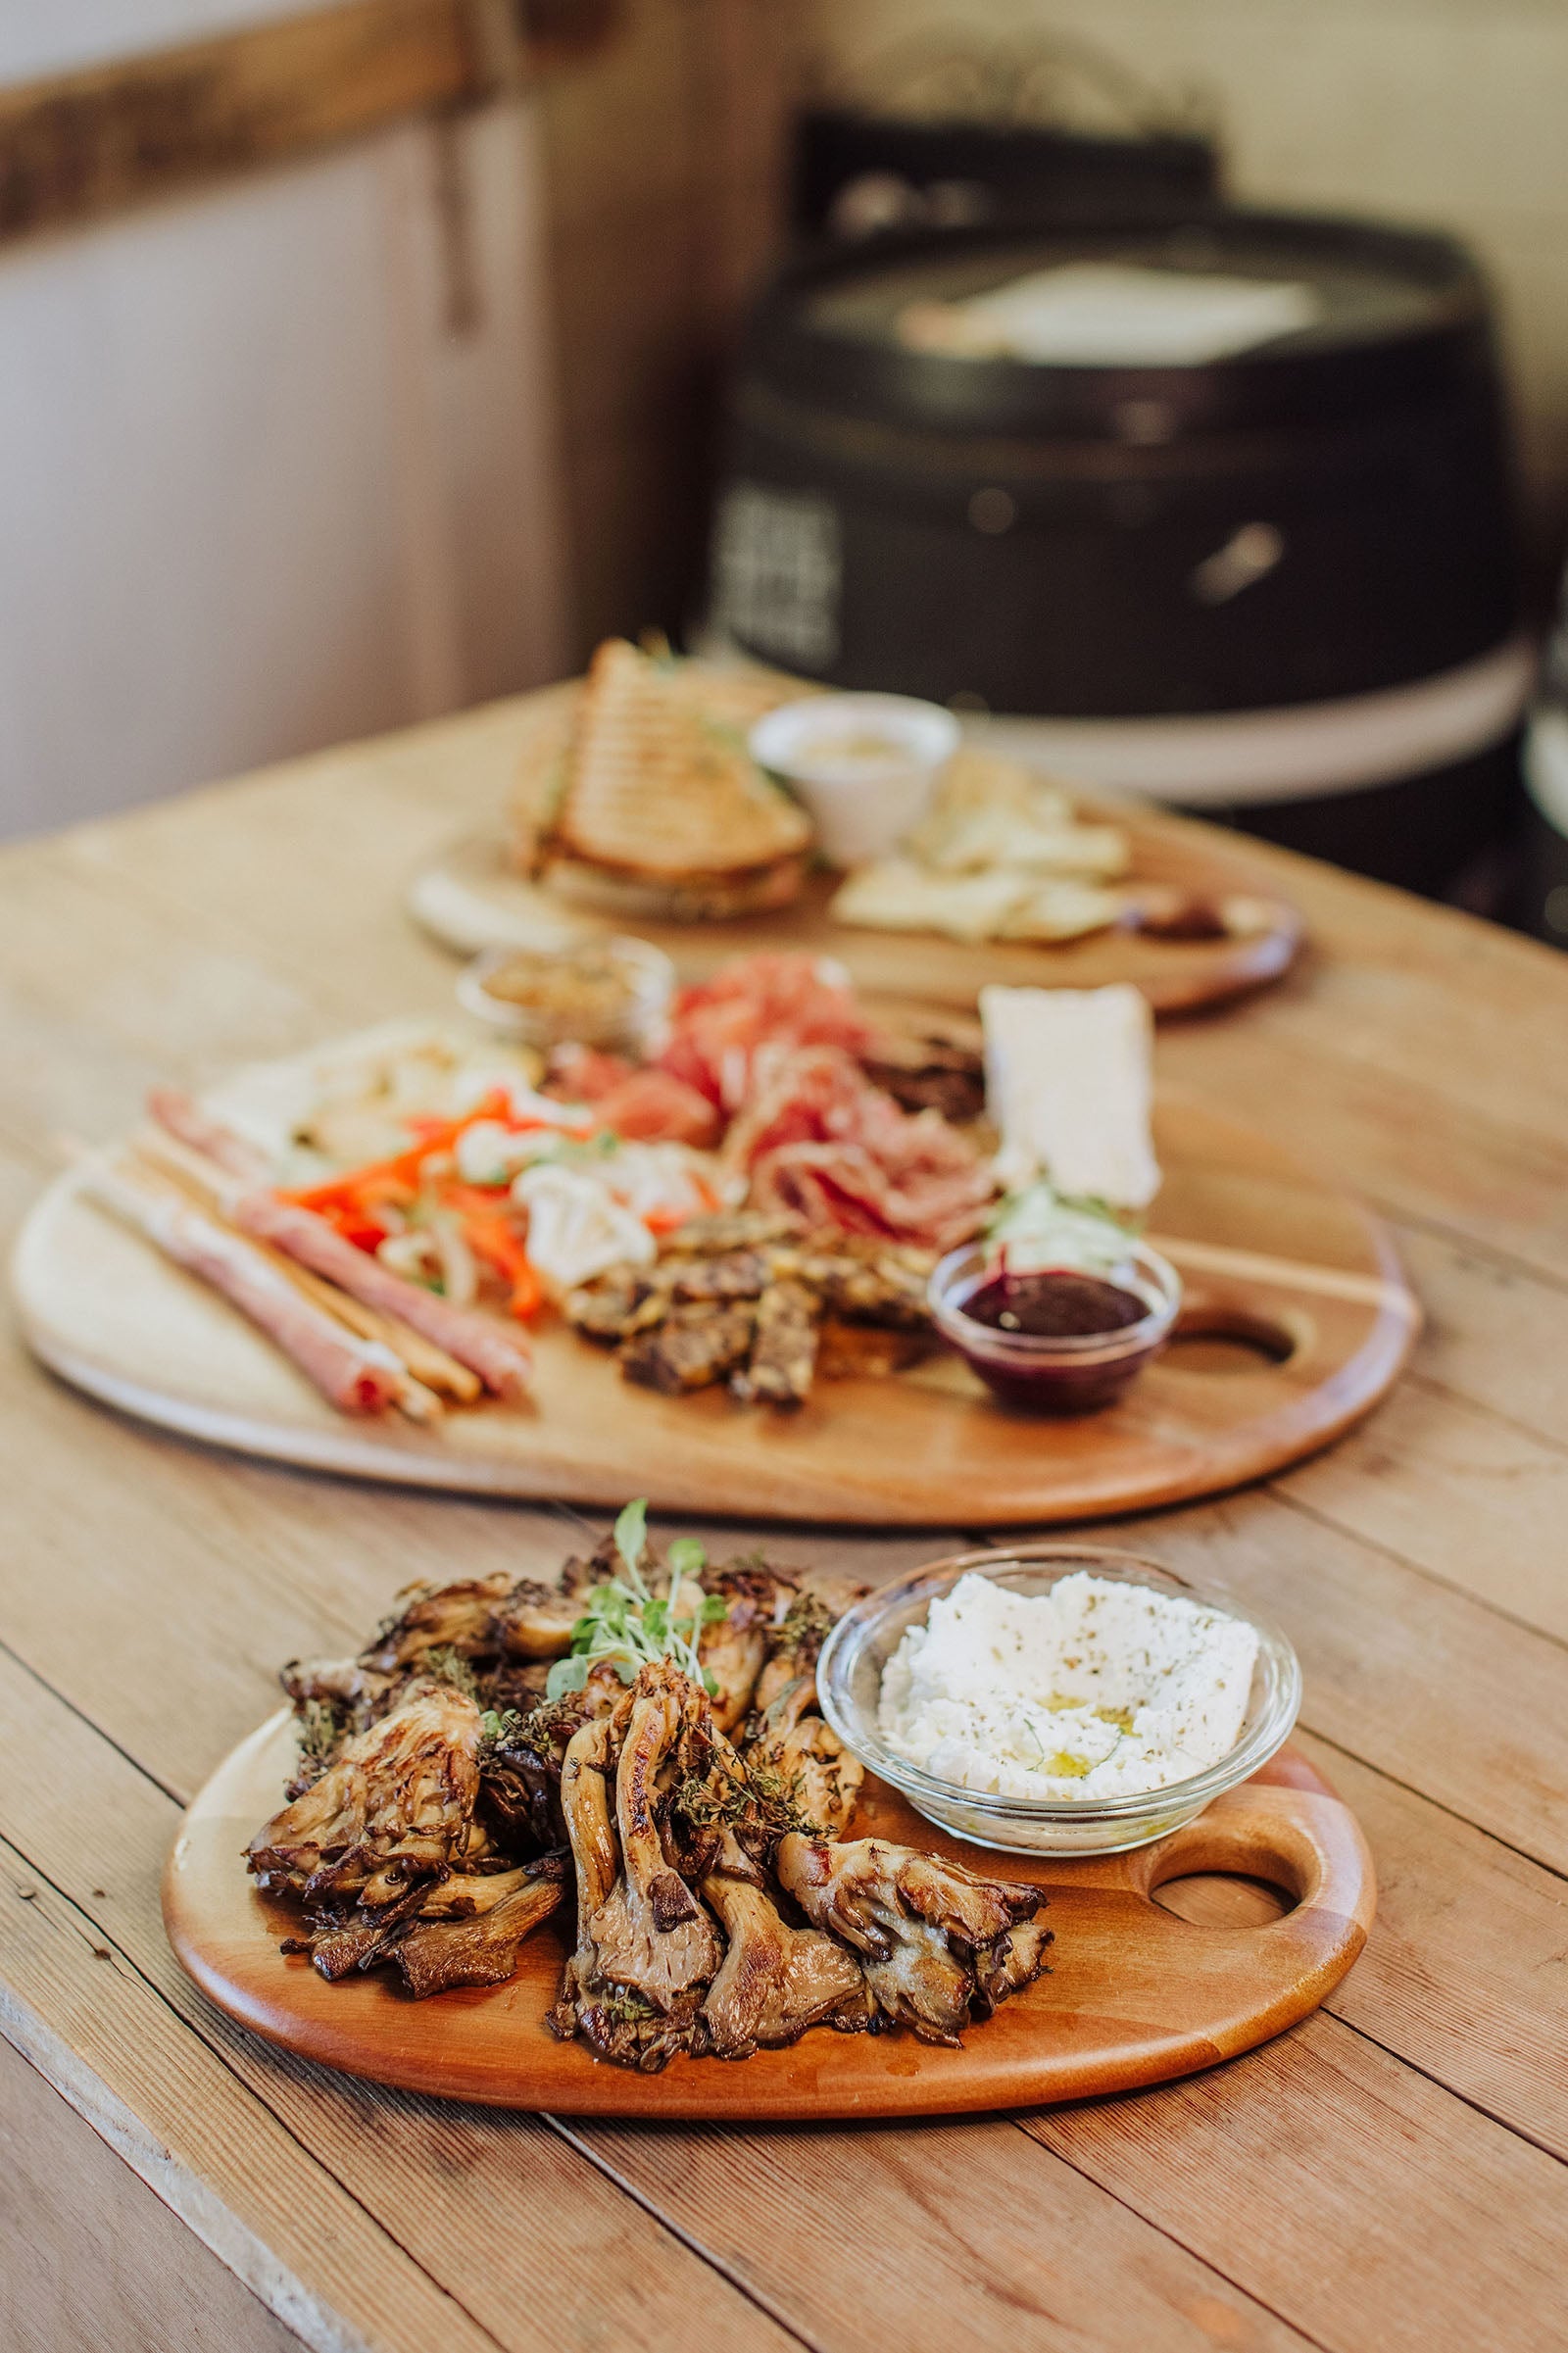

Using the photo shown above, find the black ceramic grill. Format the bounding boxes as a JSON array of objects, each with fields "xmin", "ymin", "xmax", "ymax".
[{"xmin": 710, "ymin": 210, "xmax": 1526, "ymax": 894}]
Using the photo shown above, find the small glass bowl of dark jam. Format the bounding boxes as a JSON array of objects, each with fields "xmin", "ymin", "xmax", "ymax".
[{"xmin": 927, "ymin": 1241, "xmax": 1182, "ymax": 1414}]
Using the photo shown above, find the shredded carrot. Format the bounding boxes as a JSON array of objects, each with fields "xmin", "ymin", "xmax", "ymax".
[{"xmin": 279, "ymin": 1090, "xmax": 514, "ymax": 1211}]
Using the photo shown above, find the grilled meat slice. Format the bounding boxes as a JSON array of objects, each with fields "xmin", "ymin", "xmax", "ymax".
[
  {"xmin": 249, "ymin": 1677, "xmax": 483, "ymax": 1906},
  {"xmin": 565, "ymin": 1264, "xmax": 660, "ymax": 1341},
  {"xmin": 698, "ymin": 1832, "xmax": 868, "ymax": 2058},
  {"xmin": 389, "ymin": 1863, "xmax": 565, "ymax": 1998},
  {"xmin": 660, "ymin": 1212, "xmax": 803, "ymax": 1256},
  {"xmin": 620, "ymin": 1302, "xmax": 756, "ymax": 1394},
  {"xmin": 730, "ymin": 1280, "xmax": 821, "ymax": 1405},
  {"xmin": 788, "ymin": 1241, "xmax": 935, "ymax": 1329},
  {"xmin": 588, "ymin": 1666, "xmax": 721, "ymax": 2012},
  {"xmin": 859, "ymin": 1034, "xmax": 986, "ymax": 1126},
  {"xmin": 814, "ymin": 1319, "xmax": 940, "ymax": 1381},
  {"xmin": 774, "ymin": 1835, "xmax": 1049, "ymax": 2044},
  {"xmin": 666, "ymin": 1249, "xmax": 774, "ymax": 1304},
  {"xmin": 743, "ymin": 1677, "xmax": 863, "ymax": 1838}
]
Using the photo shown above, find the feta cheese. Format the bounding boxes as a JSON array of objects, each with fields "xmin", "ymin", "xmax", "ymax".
[
  {"xmin": 878, "ymin": 1571, "xmax": 1257, "ymax": 1801},
  {"xmin": 981, "ymin": 982, "xmax": 1159, "ymax": 1209}
]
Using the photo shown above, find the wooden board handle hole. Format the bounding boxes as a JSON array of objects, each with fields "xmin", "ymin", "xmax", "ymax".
[{"xmin": 1168, "ymin": 1302, "xmax": 1302, "ymax": 1372}]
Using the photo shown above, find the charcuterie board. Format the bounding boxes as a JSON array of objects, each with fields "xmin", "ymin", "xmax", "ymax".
[
  {"xmin": 14, "ymin": 1088, "xmax": 1415, "ymax": 1523},
  {"xmin": 164, "ymin": 1718, "xmax": 1373, "ymax": 2121},
  {"xmin": 408, "ymin": 825, "xmax": 1303, "ymax": 1020}
]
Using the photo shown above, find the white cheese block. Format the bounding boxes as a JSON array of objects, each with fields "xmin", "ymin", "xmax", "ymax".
[{"xmin": 981, "ymin": 981, "xmax": 1159, "ymax": 1208}]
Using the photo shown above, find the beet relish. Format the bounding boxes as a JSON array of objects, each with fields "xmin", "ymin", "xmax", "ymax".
[{"xmin": 960, "ymin": 1268, "xmax": 1148, "ymax": 1342}]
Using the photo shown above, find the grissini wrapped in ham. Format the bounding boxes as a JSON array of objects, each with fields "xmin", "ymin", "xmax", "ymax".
[
  {"xmin": 145, "ymin": 1087, "xmax": 271, "ymax": 1183},
  {"xmin": 78, "ymin": 1161, "xmax": 410, "ymax": 1416},
  {"xmin": 146, "ymin": 1091, "xmax": 533, "ymax": 1400},
  {"xmin": 232, "ymin": 1191, "xmax": 532, "ymax": 1399}
]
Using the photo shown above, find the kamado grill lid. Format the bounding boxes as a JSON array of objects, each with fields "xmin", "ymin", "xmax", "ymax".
[{"xmin": 744, "ymin": 210, "xmax": 1492, "ymax": 442}]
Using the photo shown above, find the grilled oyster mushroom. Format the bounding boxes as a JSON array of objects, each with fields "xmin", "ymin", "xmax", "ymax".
[
  {"xmin": 491, "ymin": 1557, "xmax": 599, "ymax": 1659},
  {"xmin": 550, "ymin": 1714, "xmax": 696, "ymax": 2070},
  {"xmin": 697, "ymin": 1562, "xmax": 793, "ymax": 1734},
  {"xmin": 774, "ymin": 1835, "xmax": 1049, "ymax": 2044},
  {"xmin": 587, "ymin": 1666, "xmax": 721, "ymax": 2013},
  {"xmin": 389, "ymin": 1861, "xmax": 565, "ymax": 1999},
  {"xmin": 359, "ymin": 1574, "xmax": 515, "ymax": 1674},
  {"xmin": 743, "ymin": 1677, "xmax": 863, "ymax": 1839},
  {"xmin": 280, "ymin": 1653, "xmax": 395, "ymax": 1717},
  {"xmin": 698, "ymin": 1832, "xmax": 868, "ymax": 2058},
  {"xmin": 249, "ymin": 1677, "xmax": 483, "ymax": 1905},
  {"xmin": 752, "ymin": 1590, "xmax": 835, "ymax": 1717}
]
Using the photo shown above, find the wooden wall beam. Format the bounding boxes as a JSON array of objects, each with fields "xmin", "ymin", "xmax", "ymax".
[{"xmin": 0, "ymin": 0, "xmax": 613, "ymax": 247}]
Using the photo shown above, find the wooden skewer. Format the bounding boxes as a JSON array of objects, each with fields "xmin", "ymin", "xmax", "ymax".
[{"xmin": 1149, "ymin": 1232, "xmax": 1418, "ymax": 1316}]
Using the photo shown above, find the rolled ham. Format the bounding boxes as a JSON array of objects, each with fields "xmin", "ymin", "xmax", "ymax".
[
  {"xmin": 79, "ymin": 1163, "xmax": 406, "ymax": 1415},
  {"xmin": 147, "ymin": 1090, "xmax": 533, "ymax": 1398}
]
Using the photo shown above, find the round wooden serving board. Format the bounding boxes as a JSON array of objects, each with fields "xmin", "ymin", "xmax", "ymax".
[
  {"xmin": 13, "ymin": 1092, "xmax": 1417, "ymax": 1524},
  {"xmin": 164, "ymin": 1717, "xmax": 1373, "ymax": 2120},
  {"xmin": 408, "ymin": 828, "xmax": 1302, "ymax": 1019}
]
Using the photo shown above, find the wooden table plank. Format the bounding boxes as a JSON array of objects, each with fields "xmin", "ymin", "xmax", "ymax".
[
  {"xmin": 1293, "ymin": 1731, "xmax": 1568, "ymax": 2162},
  {"xmin": 0, "ymin": 2030, "xmax": 304, "ymax": 2353},
  {"xmin": 1025, "ymin": 2016, "xmax": 1568, "ymax": 2353}
]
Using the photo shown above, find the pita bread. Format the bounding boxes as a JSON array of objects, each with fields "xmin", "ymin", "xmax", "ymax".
[{"xmin": 543, "ymin": 640, "xmax": 813, "ymax": 883}]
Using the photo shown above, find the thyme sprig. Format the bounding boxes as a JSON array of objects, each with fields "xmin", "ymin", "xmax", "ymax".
[{"xmin": 545, "ymin": 1499, "xmax": 726, "ymax": 1702}]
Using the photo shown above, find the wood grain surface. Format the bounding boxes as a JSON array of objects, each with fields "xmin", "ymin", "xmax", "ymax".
[
  {"xmin": 0, "ymin": 0, "xmax": 613, "ymax": 249},
  {"xmin": 2, "ymin": 687, "xmax": 1568, "ymax": 2353},
  {"xmin": 164, "ymin": 1722, "xmax": 1370, "ymax": 2121},
  {"xmin": 410, "ymin": 816, "xmax": 1304, "ymax": 1014},
  {"xmin": 13, "ymin": 1090, "xmax": 1416, "ymax": 1522}
]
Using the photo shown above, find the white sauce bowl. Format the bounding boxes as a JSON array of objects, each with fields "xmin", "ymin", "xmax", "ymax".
[{"xmin": 750, "ymin": 692, "xmax": 959, "ymax": 868}]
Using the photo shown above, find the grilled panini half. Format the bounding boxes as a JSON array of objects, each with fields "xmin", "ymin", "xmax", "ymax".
[{"xmin": 541, "ymin": 639, "xmax": 814, "ymax": 895}]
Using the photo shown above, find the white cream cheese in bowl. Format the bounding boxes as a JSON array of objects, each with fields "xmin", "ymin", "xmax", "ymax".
[
  {"xmin": 879, "ymin": 1571, "xmax": 1257, "ymax": 1803},
  {"xmin": 816, "ymin": 1546, "xmax": 1300, "ymax": 1855}
]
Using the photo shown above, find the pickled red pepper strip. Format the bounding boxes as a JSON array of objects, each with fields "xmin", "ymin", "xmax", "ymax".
[{"xmin": 79, "ymin": 1162, "xmax": 405, "ymax": 1414}]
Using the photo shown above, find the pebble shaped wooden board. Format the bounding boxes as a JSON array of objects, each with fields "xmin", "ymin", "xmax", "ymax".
[
  {"xmin": 164, "ymin": 1718, "xmax": 1374, "ymax": 2121},
  {"xmin": 408, "ymin": 829, "xmax": 1303, "ymax": 1019},
  {"xmin": 13, "ymin": 1091, "xmax": 1417, "ymax": 1524}
]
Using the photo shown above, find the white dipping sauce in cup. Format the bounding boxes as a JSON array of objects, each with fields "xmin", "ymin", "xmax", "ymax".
[{"xmin": 750, "ymin": 692, "xmax": 958, "ymax": 867}]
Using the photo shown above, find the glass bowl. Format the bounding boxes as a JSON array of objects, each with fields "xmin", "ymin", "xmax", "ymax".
[
  {"xmin": 927, "ymin": 1238, "xmax": 1181, "ymax": 1413},
  {"xmin": 457, "ymin": 934, "xmax": 674, "ymax": 1054},
  {"xmin": 817, "ymin": 1543, "xmax": 1301, "ymax": 1856}
]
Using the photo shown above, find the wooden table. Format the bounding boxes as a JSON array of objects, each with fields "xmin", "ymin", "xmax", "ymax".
[{"xmin": 3, "ymin": 697, "xmax": 1567, "ymax": 2353}]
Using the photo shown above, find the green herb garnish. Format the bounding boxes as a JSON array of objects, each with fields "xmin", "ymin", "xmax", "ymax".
[{"xmin": 545, "ymin": 1501, "xmax": 722, "ymax": 1702}]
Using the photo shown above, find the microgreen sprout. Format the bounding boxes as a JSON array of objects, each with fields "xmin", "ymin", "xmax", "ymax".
[{"xmin": 545, "ymin": 1501, "xmax": 725, "ymax": 1701}]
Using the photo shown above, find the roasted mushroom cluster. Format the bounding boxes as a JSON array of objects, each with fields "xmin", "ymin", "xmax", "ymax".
[{"xmin": 250, "ymin": 1512, "xmax": 1053, "ymax": 2069}]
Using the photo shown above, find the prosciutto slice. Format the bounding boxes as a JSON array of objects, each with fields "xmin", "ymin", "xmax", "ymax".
[
  {"xmin": 658, "ymin": 953, "xmax": 874, "ymax": 1113},
  {"xmin": 79, "ymin": 1163, "xmax": 405, "ymax": 1414},
  {"xmin": 724, "ymin": 1046, "xmax": 995, "ymax": 1252}
]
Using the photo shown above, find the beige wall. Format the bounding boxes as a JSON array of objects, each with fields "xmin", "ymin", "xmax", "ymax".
[{"xmin": 809, "ymin": 0, "xmax": 1568, "ymax": 569}]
